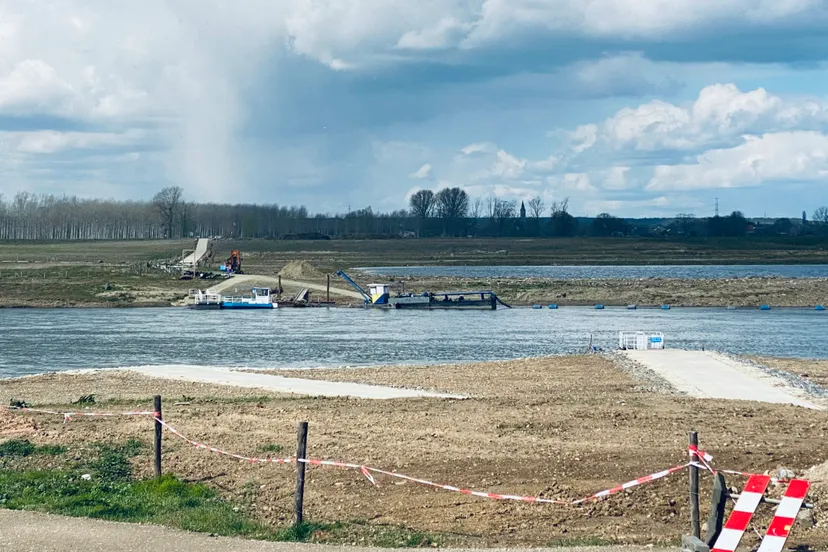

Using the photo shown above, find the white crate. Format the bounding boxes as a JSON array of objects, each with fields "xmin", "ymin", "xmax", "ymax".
[{"xmin": 619, "ymin": 331, "xmax": 664, "ymax": 350}]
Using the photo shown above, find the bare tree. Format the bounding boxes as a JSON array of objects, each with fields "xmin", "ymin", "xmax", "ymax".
[
  {"xmin": 153, "ymin": 186, "xmax": 184, "ymax": 238},
  {"xmin": 527, "ymin": 196, "xmax": 544, "ymax": 218},
  {"xmin": 435, "ymin": 187, "xmax": 469, "ymax": 236},
  {"xmin": 814, "ymin": 206, "xmax": 828, "ymax": 224},
  {"xmin": 469, "ymin": 197, "xmax": 482, "ymax": 219},
  {"xmin": 549, "ymin": 197, "xmax": 577, "ymax": 237},
  {"xmin": 550, "ymin": 197, "xmax": 569, "ymax": 216},
  {"xmin": 486, "ymin": 195, "xmax": 498, "ymax": 220},
  {"xmin": 436, "ymin": 187, "xmax": 469, "ymax": 219},
  {"xmin": 408, "ymin": 189, "xmax": 435, "ymax": 219},
  {"xmin": 493, "ymin": 198, "xmax": 517, "ymax": 235}
]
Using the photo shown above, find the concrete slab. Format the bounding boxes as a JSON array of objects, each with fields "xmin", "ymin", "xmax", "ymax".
[
  {"xmin": 623, "ymin": 349, "xmax": 822, "ymax": 410},
  {"xmin": 181, "ymin": 238, "xmax": 210, "ymax": 267},
  {"xmin": 126, "ymin": 365, "xmax": 464, "ymax": 400}
]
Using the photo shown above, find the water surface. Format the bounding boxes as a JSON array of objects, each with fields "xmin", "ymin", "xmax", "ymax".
[
  {"xmin": 358, "ymin": 265, "xmax": 828, "ymax": 279},
  {"xmin": 1, "ymin": 307, "xmax": 826, "ymax": 378}
]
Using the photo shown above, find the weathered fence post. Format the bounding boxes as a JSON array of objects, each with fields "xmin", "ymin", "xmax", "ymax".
[
  {"xmin": 705, "ymin": 473, "xmax": 727, "ymax": 546},
  {"xmin": 327, "ymin": 274, "xmax": 330, "ymax": 303},
  {"xmin": 294, "ymin": 421, "xmax": 308, "ymax": 527},
  {"xmin": 154, "ymin": 395, "xmax": 163, "ymax": 478},
  {"xmin": 689, "ymin": 431, "xmax": 700, "ymax": 539}
]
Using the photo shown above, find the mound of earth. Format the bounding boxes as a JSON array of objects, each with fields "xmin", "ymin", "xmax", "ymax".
[
  {"xmin": 277, "ymin": 260, "xmax": 324, "ymax": 279},
  {"xmin": 0, "ymin": 408, "xmax": 37, "ymax": 437},
  {"xmin": 805, "ymin": 459, "xmax": 828, "ymax": 485}
]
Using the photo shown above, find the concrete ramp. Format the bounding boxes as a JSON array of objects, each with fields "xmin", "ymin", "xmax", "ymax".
[
  {"xmin": 127, "ymin": 365, "xmax": 464, "ymax": 400},
  {"xmin": 181, "ymin": 238, "xmax": 210, "ymax": 267},
  {"xmin": 623, "ymin": 349, "xmax": 821, "ymax": 409}
]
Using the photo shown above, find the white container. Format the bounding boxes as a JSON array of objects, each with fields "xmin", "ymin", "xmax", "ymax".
[{"xmin": 619, "ymin": 331, "xmax": 664, "ymax": 350}]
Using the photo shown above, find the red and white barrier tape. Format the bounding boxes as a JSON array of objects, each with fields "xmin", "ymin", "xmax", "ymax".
[
  {"xmin": 157, "ymin": 418, "xmax": 689, "ymax": 506},
  {"xmin": 688, "ymin": 445, "xmax": 791, "ymax": 484},
  {"xmin": 7, "ymin": 406, "xmax": 159, "ymax": 423},
  {"xmin": 9, "ymin": 407, "xmax": 800, "ymax": 500}
]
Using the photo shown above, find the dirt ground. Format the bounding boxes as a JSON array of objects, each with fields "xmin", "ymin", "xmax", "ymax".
[{"xmin": 3, "ymin": 356, "xmax": 828, "ymax": 548}]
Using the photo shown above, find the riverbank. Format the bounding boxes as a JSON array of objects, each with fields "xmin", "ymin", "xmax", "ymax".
[
  {"xmin": 2, "ymin": 238, "xmax": 828, "ymax": 307},
  {"xmin": 2, "ymin": 355, "xmax": 828, "ymax": 548},
  {"xmin": 3, "ymin": 271, "xmax": 827, "ymax": 308},
  {"xmin": 382, "ymin": 275, "xmax": 828, "ymax": 307}
]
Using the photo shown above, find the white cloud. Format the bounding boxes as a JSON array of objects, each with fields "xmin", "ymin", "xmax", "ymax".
[
  {"xmin": 599, "ymin": 84, "xmax": 828, "ymax": 152},
  {"xmin": 410, "ymin": 163, "xmax": 433, "ymax": 179},
  {"xmin": 646, "ymin": 131, "xmax": 828, "ymax": 190},
  {"xmin": 460, "ymin": 142, "xmax": 497, "ymax": 156},
  {"xmin": 598, "ymin": 166, "xmax": 632, "ymax": 190},
  {"xmin": 571, "ymin": 124, "xmax": 598, "ymax": 153},
  {"xmin": 0, "ymin": 130, "xmax": 146, "ymax": 154},
  {"xmin": 488, "ymin": 150, "xmax": 526, "ymax": 179},
  {"xmin": 396, "ymin": 17, "xmax": 471, "ymax": 50}
]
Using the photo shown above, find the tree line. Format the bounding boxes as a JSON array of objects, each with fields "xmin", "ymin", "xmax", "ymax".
[{"xmin": 0, "ymin": 187, "xmax": 826, "ymax": 241}]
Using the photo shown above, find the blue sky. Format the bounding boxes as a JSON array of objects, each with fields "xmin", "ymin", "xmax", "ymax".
[{"xmin": 2, "ymin": 1, "xmax": 828, "ymax": 217}]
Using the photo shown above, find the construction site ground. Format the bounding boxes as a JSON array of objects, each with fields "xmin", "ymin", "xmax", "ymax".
[{"xmin": 2, "ymin": 355, "xmax": 828, "ymax": 549}]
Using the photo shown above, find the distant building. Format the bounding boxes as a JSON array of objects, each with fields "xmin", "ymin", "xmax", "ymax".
[{"xmin": 519, "ymin": 201, "xmax": 526, "ymax": 219}]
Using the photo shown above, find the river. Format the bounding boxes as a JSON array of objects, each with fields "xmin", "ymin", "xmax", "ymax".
[
  {"xmin": 357, "ymin": 265, "xmax": 828, "ymax": 279},
  {"xmin": 1, "ymin": 307, "xmax": 826, "ymax": 378}
]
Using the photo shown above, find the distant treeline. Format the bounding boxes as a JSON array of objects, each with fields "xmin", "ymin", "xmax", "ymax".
[{"xmin": 1, "ymin": 187, "xmax": 827, "ymax": 241}]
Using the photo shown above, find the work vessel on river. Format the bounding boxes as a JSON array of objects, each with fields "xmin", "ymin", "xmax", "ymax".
[{"xmin": 336, "ymin": 270, "xmax": 507, "ymax": 310}]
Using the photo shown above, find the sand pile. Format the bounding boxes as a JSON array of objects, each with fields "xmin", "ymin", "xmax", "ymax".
[
  {"xmin": 277, "ymin": 260, "xmax": 324, "ymax": 279},
  {"xmin": 805, "ymin": 459, "xmax": 828, "ymax": 485}
]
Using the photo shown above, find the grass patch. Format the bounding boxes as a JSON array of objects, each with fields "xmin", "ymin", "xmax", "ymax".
[
  {"xmin": 0, "ymin": 466, "xmax": 449, "ymax": 546},
  {"xmin": 274, "ymin": 521, "xmax": 331, "ymax": 542},
  {"xmin": 0, "ymin": 471, "xmax": 275, "ymax": 538},
  {"xmin": 0, "ymin": 440, "xmax": 67, "ymax": 458},
  {"xmin": 257, "ymin": 443, "xmax": 283, "ymax": 454}
]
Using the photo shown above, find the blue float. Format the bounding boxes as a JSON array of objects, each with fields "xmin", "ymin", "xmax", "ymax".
[
  {"xmin": 548, "ymin": 304, "xmax": 558, "ymax": 309},
  {"xmin": 817, "ymin": 305, "xmax": 826, "ymax": 311},
  {"xmin": 594, "ymin": 304, "xmax": 604, "ymax": 310},
  {"xmin": 661, "ymin": 305, "xmax": 671, "ymax": 310},
  {"xmin": 760, "ymin": 305, "xmax": 771, "ymax": 310},
  {"xmin": 532, "ymin": 304, "xmax": 542, "ymax": 309}
]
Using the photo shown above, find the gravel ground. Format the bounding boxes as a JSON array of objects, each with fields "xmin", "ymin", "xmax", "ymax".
[
  {"xmin": 3, "ymin": 355, "xmax": 828, "ymax": 548},
  {"xmin": 602, "ymin": 352, "xmax": 679, "ymax": 395}
]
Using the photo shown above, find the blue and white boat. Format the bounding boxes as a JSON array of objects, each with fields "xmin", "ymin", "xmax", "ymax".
[{"xmin": 220, "ymin": 287, "xmax": 276, "ymax": 309}]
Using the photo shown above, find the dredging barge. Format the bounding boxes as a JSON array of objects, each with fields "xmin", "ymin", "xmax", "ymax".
[{"xmin": 336, "ymin": 270, "xmax": 510, "ymax": 310}]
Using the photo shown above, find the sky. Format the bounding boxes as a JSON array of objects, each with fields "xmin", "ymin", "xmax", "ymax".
[{"xmin": 2, "ymin": 1, "xmax": 828, "ymax": 217}]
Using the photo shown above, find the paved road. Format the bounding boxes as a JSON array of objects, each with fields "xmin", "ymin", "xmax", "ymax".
[
  {"xmin": 209, "ymin": 275, "xmax": 364, "ymax": 301},
  {"xmin": 624, "ymin": 349, "xmax": 821, "ymax": 409},
  {"xmin": 128, "ymin": 365, "xmax": 463, "ymax": 399},
  {"xmin": 0, "ymin": 510, "xmax": 671, "ymax": 552}
]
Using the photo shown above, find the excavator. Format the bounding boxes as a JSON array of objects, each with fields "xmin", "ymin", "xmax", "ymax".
[{"xmin": 224, "ymin": 250, "xmax": 242, "ymax": 274}]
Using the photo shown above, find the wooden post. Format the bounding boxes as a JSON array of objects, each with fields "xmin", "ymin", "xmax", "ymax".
[
  {"xmin": 294, "ymin": 421, "xmax": 308, "ymax": 527},
  {"xmin": 154, "ymin": 395, "xmax": 163, "ymax": 478},
  {"xmin": 327, "ymin": 274, "xmax": 330, "ymax": 303},
  {"xmin": 689, "ymin": 431, "xmax": 700, "ymax": 539},
  {"xmin": 278, "ymin": 275, "xmax": 283, "ymax": 295},
  {"xmin": 705, "ymin": 473, "xmax": 727, "ymax": 546}
]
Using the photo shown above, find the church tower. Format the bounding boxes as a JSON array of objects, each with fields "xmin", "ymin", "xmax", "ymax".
[{"xmin": 520, "ymin": 201, "xmax": 526, "ymax": 219}]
